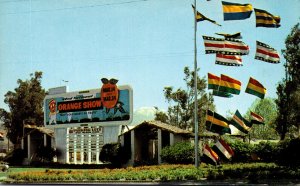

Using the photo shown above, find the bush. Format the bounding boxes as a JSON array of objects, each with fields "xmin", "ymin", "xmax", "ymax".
[
  {"xmin": 277, "ymin": 138, "xmax": 300, "ymax": 167},
  {"xmin": 4, "ymin": 148, "xmax": 26, "ymax": 165},
  {"xmin": 36, "ymin": 146, "xmax": 57, "ymax": 162},
  {"xmin": 161, "ymin": 142, "xmax": 194, "ymax": 164},
  {"xmin": 227, "ymin": 140, "xmax": 253, "ymax": 163},
  {"xmin": 99, "ymin": 143, "xmax": 130, "ymax": 167},
  {"xmin": 253, "ymin": 141, "xmax": 279, "ymax": 162}
]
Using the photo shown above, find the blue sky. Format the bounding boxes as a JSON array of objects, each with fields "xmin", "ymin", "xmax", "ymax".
[{"xmin": 0, "ymin": 0, "xmax": 299, "ymax": 119}]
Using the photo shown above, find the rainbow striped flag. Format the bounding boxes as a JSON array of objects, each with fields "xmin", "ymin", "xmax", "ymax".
[
  {"xmin": 219, "ymin": 74, "xmax": 241, "ymax": 95},
  {"xmin": 207, "ymin": 73, "xmax": 220, "ymax": 90},
  {"xmin": 231, "ymin": 110, "xmax": 252, "ymax": 134},
  {"xmin": 212, "ymin": 90, "xmax": 233, "ymax": 98},
  {"xmin": 206, "ymin": 110, "xmax": 231, "ymax": 135},
  {"xmin": 222, "ymin": 1, "xmax": 253, "ymax": 21},
  {"xmin": 216, "ymin": 54, "xmax": 242, "ymax": 66},
  {"xmin": 254, "ymin": 8, "xmax": 280, "ymax": 28},
  {"xmin": 250, "ymin": 111, "xmax": 265, "ymax": 125},
  {"xmin": 255, "ymin": 41, "xmax": 280, "ymax": 64},
  {"xmin": 245, "ymin": 77, "xmax": 267, "ymax": 99}
]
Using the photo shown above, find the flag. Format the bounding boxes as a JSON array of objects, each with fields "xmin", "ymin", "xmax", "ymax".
[
  {"xmin": 219, "ymin": 74, "xmax": 241, "ymax": 95},
  {"xmin": 202, "ymin": 144, "xmax": 219, "ymax": 165},
  {"xmin": 208, "ymin": 73, "xmax": 220, "ymax": 90},
  {"xmin": 212, "ymin": 138, "xmax": 234, "ymax": 160},
  {"xmin": 203, "ymin": 36, "xmax": 225, "ymax": 54},
  {"xmin": 231, "ymin": 110, "xmax": 252, "ymax": 134},
  {"xmin": 206, "ymin": 110, "xmax": 231, "ymax": 135},
  {"xmin": 255, "ymin": 41, "xmax": 280, "ymax": 64},
  {"xmin": 212, "ymin": 90, "xmax": 233, "ymax": 98},
  {"xmin": 250, "ymin": 111, "xmax": 265, "ymax": 125},
  {"xmin": 222, "ymin": 1, "xmax": 253, "ymax": 21},
  {"xmin": 192, "ymin": 5, "xmax": 221, "ymax": 26},
  {"xmin": 215, "ymin": 32, "xmax": 242, "ymax": 39},
  {"xmin": 223, "ymin": 38, "xmax": 249, "ymax": 55},
  {"xmin": 203, "ymin": 36, "xmax": 249, "ymax": 55},
  {"xmin": 254, "ymin": 8, "xmax": 280, "ymax": 28},
  {"xmin": 216, "ymin": 54, "xmax": 242, "ymax": 66},
  {"xmin": 245, "ymin": 77, "xmax": 267, "ymax": 99}
]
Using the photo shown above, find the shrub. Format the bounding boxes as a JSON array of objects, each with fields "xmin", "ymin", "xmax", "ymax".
[
  {"xmin": 4, "ymin": 148, "xmax": 26, "ymax": 165},
  {"xmin": 99, "ymin": 143, "xmax": 130, "ymax": 167},
  {"xmin": 253, "ymin": 141, "xmax": 279, "ymax": 162},
  {"xmin": 36, "ymin": 146, "xmax": 57, "ymax": 162},
  {"xmin": 277, "ymin": 138, "xmax": 300, "ymax": 167},
  {"xmin": 227, "ymin": 140, "xmax": 253, "ymax": 163},
  {"xmin": 161, "ymin": 141, "xmax": 194, "ymax": 164}
]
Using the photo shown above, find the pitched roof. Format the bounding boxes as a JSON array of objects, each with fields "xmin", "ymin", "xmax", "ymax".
[
  {"xmin": 24, "ymin": 125, "xmax": 54, "ymax": 137},
  {"xmin": 121, "ymin": 120, "xmax": 192, "ymax": 135}
]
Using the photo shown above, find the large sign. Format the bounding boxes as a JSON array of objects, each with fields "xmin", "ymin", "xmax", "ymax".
[{"xmin": 44, "ymin": 85, "xmax": 132, "ymax": 128}]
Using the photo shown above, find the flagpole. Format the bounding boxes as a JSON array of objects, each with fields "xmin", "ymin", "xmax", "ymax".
[{"xmin": 193, "ymin": 0, "xmax": 199, "ymax": 168}]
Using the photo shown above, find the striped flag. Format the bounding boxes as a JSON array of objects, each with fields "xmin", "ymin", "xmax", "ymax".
[
  {"xmin": 202, "ymin": 144, "xmax": 220, "ymax": 165},
  {"xmin": 250, "ymin": 111, "xmax": 265, "ymax": 125},
  {"xmin": 222, "ymin": 38, "xmax": 249, "ymax": 55},
  {"xmin": 203, "ymin": 36, "xmax": 249, "ymax": 55},
  {"xmin": 231, "ymin": 110, "xmax": 252, "ymax": 134},
  {"xmin": 192, "ymin": 5, "xmax": 221, "ymax": 26},
  {"xmin": 208, "ymin": 73, "xmax": 220, "ymax": 90},
  {"xmin": 219, "ymin": 74, "xmax": 241, "ymax": 95},
  {"xmin": 222, "ymin": 1, "xmax": 253, "ymax": 21},
  {"xmin": 212, "ymin": 138, "xmax": 234, "ymax": 160},
  {"xmin": 255, "ymin": 41, "xmax": 280, "ymax": 64},
  {"xmin": 245, "ymin": 77, "xmax": 267, "ymax": 99},
  {"xmin": 212, "ymin": 90, "xmax": 233, "ymax": 98},
  {"xmin": 254, "ymin": 8, "xmax": 280, "ymax": 28},
  {"xmin": 203, "ymin": 36, "xmax": 225, "ymax": 54},
  {"xmin": 216, "ymin": 54, "xmax": 243, "ymax": 66},
  {"xmin": 206, "ymin": 110, "xmax": 231, "ymax": 135}
]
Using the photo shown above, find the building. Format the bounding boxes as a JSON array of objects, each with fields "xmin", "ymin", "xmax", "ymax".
[{"xmin": 119, "ymin": 121, "xmax": 192, "ymax": 165}]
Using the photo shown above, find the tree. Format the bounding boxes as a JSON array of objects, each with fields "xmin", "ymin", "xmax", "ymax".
[
  {"xmin": 275, "ymin": 23, "xmax": 300, "ymax": 140},
  {"xmin": 246, "ymin": 98, "xmax": 278, "ymax": 140},
  {"xmin": 155, "ymin": 66, "xmax": 215, "ymax": 132},
  {"xmin": 0, "ymin": 72, "xmax": 46, "ymax": 146}
]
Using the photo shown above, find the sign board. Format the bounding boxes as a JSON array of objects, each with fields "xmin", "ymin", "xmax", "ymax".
[{"xmin": 44, "ymin": 85, "xmax": 133, "ymax": 128}]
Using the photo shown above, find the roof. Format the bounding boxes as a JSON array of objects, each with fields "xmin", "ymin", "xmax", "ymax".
[
  {"xmin": 24, "ymin": 125, "xmax": 54, "ymax": 137},
  {"xmin": 120, "ymin": 120, "xmax": 192, "ymax": 135}
]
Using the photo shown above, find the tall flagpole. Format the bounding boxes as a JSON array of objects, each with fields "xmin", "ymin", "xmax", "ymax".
[{"xmin": 193, "ymin": 0, "xmax": 199, "ymax": 168}]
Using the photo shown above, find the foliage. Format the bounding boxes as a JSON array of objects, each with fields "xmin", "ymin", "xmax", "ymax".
[
  {"xmin": 160, "ymin": 142, "xmax": 195, "ymax": 164},
  {"xmin": 4, "ymin": 149, "xmax": 26, "ymax": 166},
  {"xmin": 275, "ymin": 23, "xmax": 300, "ymax": 140},
  {"xmin": 277, "ymin": 138, "xmax": 300, "ymax": 167},
  {"xmin": 99, "ymin": 143, "xmax": 130, "ymax": 167},
  {"xmin": 253, "ymin": 141, "xmax": 279, "ymax": 163},
  {"xmin": 35, "ymin": 146, "xmax": 57, "ymax": 162},
  {"xmin": 6, "ymin": 163, "xmax": 300, "ymax": 183},
  {"xmin": 155, "ymin": 66, "xmax": 215, "ymax": 132},
  {"xmin": 227, "ymin": 140, "xmax": 254, "ymax": 163},
  {"xmin": 246, "ymin": 98, "xmax": 278, "ymax": 140},
  {"xmin": 0, "ymin": 72, "xmax": 46, "ymax": 145}
]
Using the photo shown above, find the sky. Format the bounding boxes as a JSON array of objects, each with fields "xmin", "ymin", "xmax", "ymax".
[{"xmin": 0, "ymin": 0, "xmax": 300, "ymax": 122}]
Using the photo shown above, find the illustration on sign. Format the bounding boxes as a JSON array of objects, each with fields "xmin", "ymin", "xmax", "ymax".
[{"xmin": 44, "ymin": 85, "xmax": 132, "ymax": 127}]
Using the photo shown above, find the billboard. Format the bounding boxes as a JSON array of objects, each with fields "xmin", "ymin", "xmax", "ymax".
[{"xmin": 44, "ymin": 85, "xmax": 132, "ymax": 128}]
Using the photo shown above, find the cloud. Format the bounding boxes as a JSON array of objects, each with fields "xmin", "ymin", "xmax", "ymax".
[{"xmin": 131, "ymin": 107, "xmax": 156, "ymax": 126}]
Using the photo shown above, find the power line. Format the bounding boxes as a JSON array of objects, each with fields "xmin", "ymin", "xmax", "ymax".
[{"xmin": 1, "ymin": 0, "xmax": 152, "ymax": 15}]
